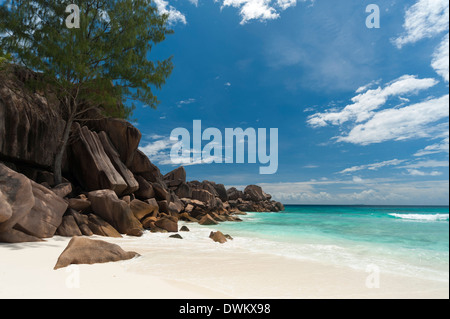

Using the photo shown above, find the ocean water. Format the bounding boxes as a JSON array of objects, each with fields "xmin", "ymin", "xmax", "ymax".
[{"xmin": 204, "ymin": 205, "xmax": 450, "ymax": 282}]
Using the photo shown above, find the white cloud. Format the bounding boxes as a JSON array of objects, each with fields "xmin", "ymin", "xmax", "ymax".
[
  {"xmin": 218, "ymin": 0, "xmax": 309, "ymax": 24},
  {"xmin": 336, "ymin": 94, "xmax": 449, "ymax": 145},
  {"xmin": 406, "ymin": 169, "xmax": 442, "ymax": 176},
  {"xmin": 414, "ymin": 136, "xmax": 449, "ymax": 157},
  {"xmin": 400, "ymin": 159, "xmax": 449, "ymax": 169},
  {"xmin": 339, "ymin": 159, "xmax": 405, "ymax": 174},
  {"xmin": 255, "ymin": 179, "xmax": 449, "ymax": 205},
  {"xmin": 221, "ymin": 0, "xmax": 279, "ymax": 24},
  {"xmin": 139, "ymin": 137, "xmax": 177, "ymax": 164},
  {"xmin": 139, "ymin": 135, "xmax": 221, "ymax": 166},
  {"xmin": 307, "ymin": 75, "xmax": 438, "ymax": 128},
  {"xmin": 177, "ymin": 98, "xmax": 196, "ymax": 107},
  {"xmin": 431, "ymin": 33, "xmax": 449, "ymax": 82},
  {"xmin": 154, "ymin": 0, "xmax": 187, "ymax": 25},
  {"xmin": 276, "ymin": 0, "xmax": 297, "ymax": 10},
  {"xmin": 393, "ymin": 0, "xmax": 449, "ymax": 48}
]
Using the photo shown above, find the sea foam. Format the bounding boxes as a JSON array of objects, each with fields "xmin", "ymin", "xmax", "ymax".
[{"xmin": 388, "ymin": 213, "xmax": 449, "ymax": 221}]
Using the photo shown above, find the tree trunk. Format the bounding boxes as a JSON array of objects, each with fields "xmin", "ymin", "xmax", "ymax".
[{"xmin": 53, "ymin": 116, "xmax": 74, "ymax": 186}]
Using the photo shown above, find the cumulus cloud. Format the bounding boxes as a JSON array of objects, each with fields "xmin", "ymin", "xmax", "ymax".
[
  {"xmin": 431, "ymin": 33, "xmax": 449, "ymax": 82},
  {"xmin": 218, "ymin": 0, "xmax": 308, "ymax": 24},
  {"xmin": 307, "ymin": 75, "xmax": 438, "ymax": 128},
  {"xmin": 393, "ymin": 0, "xmax": 449, "ymax": 48},
  {"xmin": 153, "ymin": 0, "xmax": 187, "ymax": 25},
  {"xmin": 336, "ymin": 94, "xmax": 449, "ymax": 145},
  {"xmin": 139, "ymin": 135, "xmax": 222, "ymax": 166}
]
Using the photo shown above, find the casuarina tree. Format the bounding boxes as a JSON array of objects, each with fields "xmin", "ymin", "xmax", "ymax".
[{"xmin": 0, "ymin": 0, "xmax": 173, "ymax": 184}]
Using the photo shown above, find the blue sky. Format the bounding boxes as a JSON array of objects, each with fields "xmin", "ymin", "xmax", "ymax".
[{"xmin": 132, "ymin": 0, "xmax": 449, "ymax": 205}]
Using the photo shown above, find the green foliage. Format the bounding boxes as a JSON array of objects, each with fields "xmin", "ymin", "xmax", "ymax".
[
  {"xmin": 0, "ymin": 0, "xmax": 174, "ymax": 120},
  {"xmin": 0, "ymin": 48, "xmax": 12, "ymax": 68}
]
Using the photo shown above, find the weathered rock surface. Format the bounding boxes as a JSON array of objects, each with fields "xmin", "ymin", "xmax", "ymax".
[
  {"xmin": 87, "ymin": 189, "xmax": 143, "ymax": 235},
  {"xmin": 68, "ymin": 196, "xmax": 91, "ymax": 212},
  {"xmin": 134, "ymin": 175, "xmax": 155, "ymax": 200},
  {"xmin": 180, "ymin": 225, "xmax": 190, "ymax": 232},
  {"xmin": 0, "ymin": 163, "xmax": 35, "ymax": 233},
  {"xmin": 209, "ymin": 231, "xmax": 228, "ymax": 244},
  {"xmin": 98, "ymin": 131, "xmax": 139, "ymax": 195},
  {"xmin": 130, "ymin": 199, "xmax": 156, "ymax": 221},
  {"xmin": 70, "ymin": 124, "xmax": 128, "ymax": 195},
  {"xmin": 129, "ymin": 149, "xmax": 164, "ymax": 184},
  {"xmin": 155, "ymin": 216, "xmax": 178, "ymax": 232},
  {"xmin": 51, "ymin": 183, "xmax": 73, "ymax": 198},
  {"xmin": 56, "ymin": 214, "xmax": 83, "ymax": 237},
  {"xmin": 198, "ymin": 214, "xmax": 218, "ymax": 226},
  {"xmin": 84, "ymin": 111, "xmax": 141, "ymax": 168},
  {"xmin": 0, "ymin": 66, "xmax": 66, "ymax": 169},
  {"xmin": 163, "ymin": 166, "xmax": 186, "ymax": 187},
  {"xmin": 87, "ymin": 214, "xmax": 122, "ymax": 238},
  {"xmin": 54, "ymin": 236, "xmax": 140, "ymax": 270},
  {"xmin": 0, "ymin": 163, "xmax": 67, "ymax": 242}
]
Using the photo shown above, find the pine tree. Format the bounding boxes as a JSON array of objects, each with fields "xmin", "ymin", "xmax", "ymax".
[{"xmin": 0, "ymin": 0, "xmax": 173, "ymax": 184}]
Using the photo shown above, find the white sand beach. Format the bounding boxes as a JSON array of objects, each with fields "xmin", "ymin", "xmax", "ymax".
[{"xmin": 1, "ymin": 225, "xmax": 448, "ymax": 299}]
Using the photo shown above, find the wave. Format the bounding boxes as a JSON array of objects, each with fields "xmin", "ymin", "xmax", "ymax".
[{"xmin": 388, "ymin": 213, "xmax": 449, "ymax": 221}]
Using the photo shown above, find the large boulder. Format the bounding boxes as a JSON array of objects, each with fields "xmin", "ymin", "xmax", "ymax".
[
  {"xmin": 0, "ymin": 163, "xmax": 38, "ymax": 242},
  {"xmin": 244, "ymin": 185, "xmax": 267, "ymax": 202},
  {"xmin": 155, "ymin": 216, "xmax": 178, "ymax": 232},
  {"xmin": 129, "ymin": 149, "xmax": 164, "ymax": 184},
  {"xmin": 152, "ymin": 182, "xmax": 170, "ymax": 202},
  {"xmin": 191, "ymin": 189, "xmax": 215, "ymax": 206},
  {"xmin": 213, "ymin": 183, "xmax": 228, "ymax": 202},
  {"xmin": 98, "ymin": 131, "xmax": 139, "ymax": 195},
  {"xmin": 70, "ymin": 210, "xmax": 94, "ymax": 236},
  {"xmin": 85, "ymin": 115, "xmax": 141, "ymax": 168},
  {"xmin": 0, "ymin": 163, "xmax": 68, "ymax": 242},
  {"xmin": 87, "ymin": 214, "xmax": 122, "ymax": 238},
  {"xmin": 54, "ymin": 236, "xmax": 140, "ymax": 270},
  {"xmin": 198, "ymin": 214, "xmax": 218, "ymax": 226},
  {"xmin": 56, "ymin": 214, "xmax": 83, "ymax": 237},
  {"xmin": 134, "ymin": 175, "xmax": 155, "ymax": 200},
  {"xmin": 68, "ymin": 196, "xmax": 91, "ymax": 212},
  {"xmin": 87, "ymin": 189, "xmax": 143, "ymax": 235},
  {"xmin": 174, "ymin": 182, "xmax": 192, "ymax": 199},
  {"xmin": 209, "ymin": 231, "xmax": 228, "ymax": 244},
  {"xmin": 0, "ymin": 164, "xmax": 35, "ymax": 228},
  {"xmin": 0, "ymin": 66, "xmax": 66, "ymax": 169},
  {"xmin": 163, "ymin": 166, "xmax": 186, "ymax": 187},
  {"xmin": 15, "ymin": 181, "xmax": 68, "ymax": 238},
  {"xmin": 227, "ymin": 187, "xmax": 243, "ymax": 200},
  {"xmin": 70, "ymin": 124, "xmax": 128, "ymax": 195},
  {"xmin": 130, "ymin": 199, "xmax": 157, "ymax": 221}
]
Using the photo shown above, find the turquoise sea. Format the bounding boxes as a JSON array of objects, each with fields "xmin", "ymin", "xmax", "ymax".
[{"xmin": 210, "ymin": 205, "xmax": 449, "ymax": 282}]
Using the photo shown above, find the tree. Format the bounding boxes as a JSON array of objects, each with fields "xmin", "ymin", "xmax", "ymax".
[{"xmin": 0, "ymin": 0, "xmax": 173, "ymax": 185}]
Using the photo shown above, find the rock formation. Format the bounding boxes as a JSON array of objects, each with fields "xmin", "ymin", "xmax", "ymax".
[
  {"xmin": 0, "ymin": 65, "xmax": 285, "ymax": 244},
  {"xmin": 54, "ymin": 236, "xmax": 140, "ymax": 269}
]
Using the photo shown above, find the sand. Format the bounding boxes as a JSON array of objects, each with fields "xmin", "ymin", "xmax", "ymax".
[{"xmin": 0, "ymin": 228, "xmax": 448, "ymax": 299}]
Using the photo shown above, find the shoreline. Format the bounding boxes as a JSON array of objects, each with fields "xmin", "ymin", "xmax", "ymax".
[{"xmin": 1, "ymin": 223, "xmax": 448, "ymax": 299}]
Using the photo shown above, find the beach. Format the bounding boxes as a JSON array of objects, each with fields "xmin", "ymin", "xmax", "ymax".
[{"xmin": 1, "ymin": 216, "xmax": 448, "ymax": 299}]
